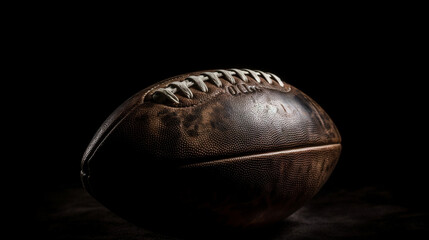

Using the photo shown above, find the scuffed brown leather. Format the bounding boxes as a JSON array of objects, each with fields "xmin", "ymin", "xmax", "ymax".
[
  {"xmin": 81, "ymin": 70, "xmax": 341, "ymax": 231},
  {"xmin": 177, "ymin": 144, "xmax": 341, "ymax": 227}
]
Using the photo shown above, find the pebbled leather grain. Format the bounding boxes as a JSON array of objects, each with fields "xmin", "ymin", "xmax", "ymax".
[{"xmin": 81, "ymin": 69, "xmax": 341, "ymax": 231}]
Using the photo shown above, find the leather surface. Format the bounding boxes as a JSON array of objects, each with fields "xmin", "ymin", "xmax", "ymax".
[
  {"xmin": 176, "ymin": 144, "xmax": 341, "ymax": 228},
  {"xmin": 80, "ymin": 69, "xmax": 341, "ymax": 231}
]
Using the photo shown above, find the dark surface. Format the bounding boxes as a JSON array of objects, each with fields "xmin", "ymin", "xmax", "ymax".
[
  {"xmin": 12, "ymin": 8, "xmax": 426, "ymax": 239},
  {"xmin": 39, "ymin": 185, "xmax": 428, "ymax": 240}
]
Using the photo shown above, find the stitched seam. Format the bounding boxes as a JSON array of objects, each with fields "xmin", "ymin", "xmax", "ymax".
[
  {"xmin": 180, "ymin": 143, "xmax": 341, "ymax": 168},
  {"xmin": 83, "ymin": 78, "xmax": 178, "ymax": 176}
]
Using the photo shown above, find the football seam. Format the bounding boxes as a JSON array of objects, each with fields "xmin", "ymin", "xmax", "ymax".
[
  {"xmin": 82, "ymin": 80, "xmax": 170, "ymax": 176},
  {"xmin": 180, "ymin": 143, "xmax": 341, "ymax": 168}
]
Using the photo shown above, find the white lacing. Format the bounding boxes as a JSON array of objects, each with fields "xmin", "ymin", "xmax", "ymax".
[{"xmin": 152, "ymin": 68, "xmax": 288, "ymax": 103}]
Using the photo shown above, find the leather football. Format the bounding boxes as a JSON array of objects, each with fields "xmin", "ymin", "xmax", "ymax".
[{"xmin": 81, "ymin": 68, "xmax": 341, "ymax": 231}]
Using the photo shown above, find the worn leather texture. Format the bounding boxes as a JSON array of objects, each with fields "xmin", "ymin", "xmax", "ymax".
[{"xmin": 81, "ymin": 69, "xmax": 341, "ymax": 231}]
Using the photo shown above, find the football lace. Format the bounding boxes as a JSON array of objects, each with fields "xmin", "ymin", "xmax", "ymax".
[{"xmin": 152, "ymin": 68, "xmax": 289, "ymax": 103}]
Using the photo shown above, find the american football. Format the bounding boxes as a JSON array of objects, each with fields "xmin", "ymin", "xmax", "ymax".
[{"xmin": 80, "ymin": 68, "xmax": 341, "ymax": 232}]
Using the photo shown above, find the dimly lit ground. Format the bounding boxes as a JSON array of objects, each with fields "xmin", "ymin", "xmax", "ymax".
[{"xmin": 37, "ymin": 185, "xmax": 428, "ymax": 240}]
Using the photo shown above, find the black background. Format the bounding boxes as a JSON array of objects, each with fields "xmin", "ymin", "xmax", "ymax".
[{"xmin": 13, "ymin": 8, "xmax": 426, "ymax": 238}]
